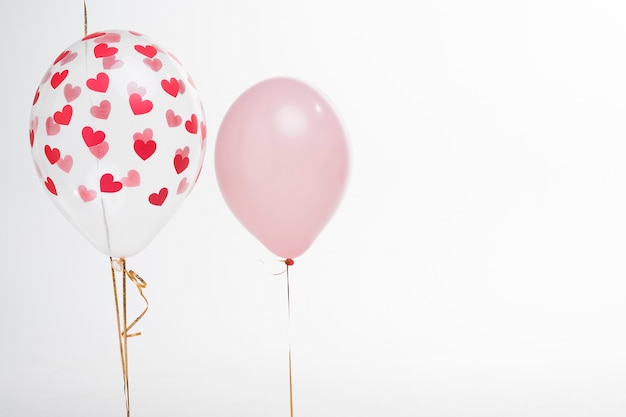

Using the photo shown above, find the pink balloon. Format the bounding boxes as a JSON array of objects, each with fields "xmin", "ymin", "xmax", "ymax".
[{"xmin": 215, "ymin": 77, "xmax": 350, "ymax": 259}]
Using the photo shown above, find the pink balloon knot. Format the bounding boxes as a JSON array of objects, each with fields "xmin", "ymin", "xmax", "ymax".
[{"xmin": 284, "ymin": 258, "xmax": 294, "ymax": 266}]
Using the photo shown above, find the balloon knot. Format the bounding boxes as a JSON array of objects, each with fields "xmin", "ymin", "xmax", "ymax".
[{"xmin": 284, "ymin": 258, "xmax": 294, "ymax": 266}]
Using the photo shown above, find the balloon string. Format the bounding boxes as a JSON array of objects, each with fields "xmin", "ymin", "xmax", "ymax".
[
  {"xmin": 286, "ymin": 261, "xmax": 294, "ymax": 417},
  {"xmin": 110, "ymin": 257, "xmax": 149, "ymax": 417},
  {"xmin": 83, "ymin": 0, "xmax": 88, "ymax": 37}
]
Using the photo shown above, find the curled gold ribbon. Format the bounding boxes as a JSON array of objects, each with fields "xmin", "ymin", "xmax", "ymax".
[{"xmin": 110, "ymin": 257, "xmax": 149, "ymax": 417}]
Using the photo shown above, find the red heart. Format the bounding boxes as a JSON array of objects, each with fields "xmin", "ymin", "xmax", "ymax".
[
  {"xmin": 100, "ymin": 173, "xmax": 123, "ymax": 193},
  {"xmin": 63, "ymin": 83, "xmax": 81, "ymax": 102},
  {"xmin": 94, "ymin": 43, "xmax": 118, "ymax": 58},
  {"xmin": 83, "ymin": 31, "xmax": 106, "ymax": 41},
  {"xmin": 50, "ymin": 70, "xmax": 68, "ymax": 89},
  {"xmin": 44, "ymin": 177, "xmax": 57, "ymax": 195},
  {"xmin": 121, "ymin": 170, "xmax": 141, "ymax": 187},
  {"xmin": 54, "ymin": 50, "xmax": 70, "ymax": 65},
  {"xmin": 90, "ymin": 100, "xmax": 111, "ymax": 119},
  {"xmin": 129, "ymin": 93, "xmax": 153, "ymax": 115},
  {"xmin": 29, "ymin": 130, "xmax": 35, "ymax": 147},
  {"xmin": 143, "ymin": 58, "xmax": 162, "ymax": 72},
  {"xmin": 44, "ymin": 145, "xmax": 61, "ymax": 164},
  {"xmin": 78, "ymin": 185, "xmax": 97, "ymax": 202},
  {"xmin": 45, "ymin": 117, "xmax": 60, "ymax": 136},
  {"xmin": 82, "ymin": 126, "xmax": 106, "ymax": 147},
  {"xmin": 133, "ymin": 128, "xmax": 153, "ymax": 143},
  {"xmin": 177, "ymin": 177, "xmax": 189, "ymax": 195},
  {"xmin": 134, "ymin": 140, "xmax": 157, "ymax": 160},
  {"xmin": 149, "ymin": 187, "xmax": 168, "ymax": 206},
  {"xmin": 53, "ymin": 104, "xmax": 73, "ymax": 125},
  {"xmin": 166, "ymin": 110, "xmax": 182, "ymax": 127},
  {"xmin": 135, "ymin": 44, "xmax": 157, "ymax": 58},
  {"xmin": 103, "ymin": 55, "xmax": 123, "ymax": 69},
  {"xmin": 89, "ymin": 142, "xmax": 109, "ymax": 159},
  {"xmin": 33, "ymin": 88, "xmax": 40, "ymax": 105},
  {"xmin": 185, "ymin": 114, "xmax": 198, "ymax": 134},
  {"xmin": 161, "ymin": 78, "xmax": 179, "ymax": 97},
  {"xmin": 87, "ymin": 72, "xmax": 109, "ymax": 92},
  {"xmin": 173, "ymin": 154, "xmax": 189, "ymax": 174},
  {"xmin": 57, "ymin": 155, "xmax": 73, "ymax": 173}
]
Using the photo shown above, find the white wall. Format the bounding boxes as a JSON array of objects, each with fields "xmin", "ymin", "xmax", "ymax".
[{"xmin": 2, "ymin": 0, "xmax": 626, "ymax": 416}]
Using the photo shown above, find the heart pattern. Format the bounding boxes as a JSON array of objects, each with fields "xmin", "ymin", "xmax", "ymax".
[
  {"xmin": 30, "ymin": 30, "xmax": 206, "ymax": 257},
  {"xmin": 87, "ymin": 72, "xmax": 109, "ymax": 92},
  {"xmin": 63, "ymin": 84, "xmax": 81, "ymax": 102},
  {"xmin": 100, "ymin": 173, "xmax": 123, "ymax": 193},
  {"xmin": 53, "ymin": 105, "xmax": 73, "ymax": 125},
  {"xmin": 149, "ymin": 187, "xmax": 168, "ymax": 206},
  {"xmin": 78, "ymin": 185, "xmax": 97, "ymax": 202},
  {"xmin": 90, "ymin": 100, "xmax": 111, "ymax": 119},
  {"xmin": 129, "ymin": 93, "xmax": 153, "ymax": 115}
]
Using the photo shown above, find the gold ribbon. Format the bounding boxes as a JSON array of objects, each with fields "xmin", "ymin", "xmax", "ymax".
[
  {"xmin": 110, "ymin": 257, "xmax": 149, "ymax": 417},
  {"xmin": 83, "ymin": 1, "xmax": 88, "ymax": 37},
  {"xmin": 285, "ymin": 260, "xmax": 294, "ymax": 417}
]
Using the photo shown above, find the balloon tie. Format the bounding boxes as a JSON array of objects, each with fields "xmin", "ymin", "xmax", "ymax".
[{"xmin": 110, "ymin": 257, "xmax": 149, "ymax": 417}]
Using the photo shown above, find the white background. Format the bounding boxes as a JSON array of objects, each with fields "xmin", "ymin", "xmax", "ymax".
[{"xmin": 2, "ymin": 0, "xmax": 626, "ymax": 416}]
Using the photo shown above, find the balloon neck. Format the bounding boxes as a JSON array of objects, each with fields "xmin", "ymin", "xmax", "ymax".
[{"xmin": 284, "ymin": 258, "xmax": 294, "ymax": 266}]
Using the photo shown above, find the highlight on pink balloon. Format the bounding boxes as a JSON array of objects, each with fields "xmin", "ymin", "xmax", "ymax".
[{"xmin": 215, "ymin": 77, "xmax": 350, "ymax": 259}]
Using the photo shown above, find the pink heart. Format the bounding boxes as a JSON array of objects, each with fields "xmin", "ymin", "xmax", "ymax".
[
  {"xmin": 45, "ymin": 117, "xmax": 60, "ymax": 136},
  {"xmin": 60, "ymin": 51, "xmax": 78, "ymax": 66},
  {"xmin": 121, "ymin": 170, "xmax": 140, "ymax": 187},
  {"xmin": 177, "ymin": 177, "xmax": 189, "ymax": 195},
  {"xmin": 31, "ymin": 116, "xmax": 39, "ymax": 133},
  {"xmin": 95, "ymin": 33, "xmax": 121, "ymax": 43},
  {"xmin": 78, "ymin": 185, "xmax": 97, "ymax": 202},
  {"xmin": 166, "ymin": 110, "xmax": 182, "ymax": 127},
  {"xmin": 57, "ymin": 155, "xmax": 73, "ymax": 173},
  {"xmin": 90, "ymin": 100, "xmax": 111, "ymax": 119},
  {"xmin": 127, "ymin": 81, "xmax": 146, "ymax": 96},
  {"xmin": 143, "ymin": 58, "xmax": 162, "ymax": 72},
  {"xmin": 63, "ymin": 83, "xmax": 81, "ymax": 102},
  {"xmin": 132, "ymin": 128, "xmax": 153, "ymax": 143},
  {"xmin": 178, "ymin": 79, "xmax": 186, "ymax": 95},
  {"xmin": 103, "ymin": 55, "xmax": 123, "ymax": 69},
  {"xmin": 89, "ymin": 142, "xmax": 109, "ymax": 159},
  {"xmin": 175, "ymin": 146, "xmax": 190, "ymax": 158}
]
